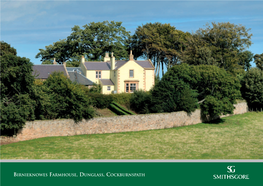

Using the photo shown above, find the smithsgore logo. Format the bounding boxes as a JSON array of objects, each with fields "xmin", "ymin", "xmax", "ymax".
[
  {"xmin": 213, "ymin": 166, "xmax": 249, "ymax": 180},
  {"xmin": 227, "ymin": 166, "xmax": 235, "ymax": 173}
]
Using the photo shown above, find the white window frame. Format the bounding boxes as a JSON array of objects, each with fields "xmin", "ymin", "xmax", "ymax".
[{"xmin": 96, "ymin": 71, "xmax": 101, "ymax": 79}]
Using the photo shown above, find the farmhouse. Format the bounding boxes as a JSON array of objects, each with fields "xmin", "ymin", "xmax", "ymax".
[
  {"xmin": 79, "ymin": 51, "xmax": 155, "ymax": 94},
  {"xmin": 32, "ymin": 51, "xmax": 155, "ymax": 94}
]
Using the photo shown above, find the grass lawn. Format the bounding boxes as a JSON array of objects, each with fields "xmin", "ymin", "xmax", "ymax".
[{"xmin": 1, "ymin": 112, "xmax": 263, "ymax": 159}]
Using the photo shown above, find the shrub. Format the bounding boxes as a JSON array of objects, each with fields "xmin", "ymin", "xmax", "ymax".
[
  {"xmin": 31, "ymin": 83, "xmax": 57, "ymax": 120},
  {"xmin": 108, "ymin": 104, "xmax": 128, "ymax": 115},
  {"xmin": 150, "ymin": 64, "xmax": 241, "ymax": 118},
  {"xmin": 241, "ymin": 68, "xmax": 263, "ymax": 110},
  {"xmin": 87, "ymin": 93, "xmax": 113, "ymax": 109},
  {"xmin": 110, "ymin": 93, "xmax": 132, "ymax": 106},
  {"xmin": 0, "ymin": 42, "xmax": 36, "ymax": 134},
  {"xmin": 111, "ymin": 101, "xmax": 135, "ymax": 115},
  {"xmin": 87, "ymin": 92, "xmax": 132, "ymax": 109},
  {"xmin": 43, "ymin": 72, "xmax": 95, "ymax": 122},
  {"xmin": 89, "ymin": 83, "xmax": 102, "ymax": 93},
  {"xmin": 150, "ymin": 77, "xmax": 198, "ymax": 113},
  {"xmin": 130, "ymin": 90, "xmax": 152, "ymax": 114}
]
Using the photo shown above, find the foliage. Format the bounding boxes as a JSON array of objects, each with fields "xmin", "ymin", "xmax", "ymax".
[
  {"xmin": 87, "ymin": 93, "xmax": 114, "ymax": 109},
  {"xmin": 150, "ymin": 66, "xmax": 198, "ymax": 113},
  {"xmin": 36, "ymin": 21, "xmax": 131, "ymax": 64},
  {"xmin": 66, "ymin": 60, "xmax": 80, "ymax": 67},
  {"xmin": 0, "ymin": 42, "xmax": 36, "ymax": 133},
  {"xmin": 180, "ymin": 22, "xmax": 253, "ymax": 73},
  {"xmin": 0, "ymin": 41, "xmax": 17, "ymax": 56},
  {"xmin": 130, "ymin": 90, "xmax": 152, "ymax": 114},
  {"xmin": 108, "ymin": 104, "xmax": 129, "ymax": 115},
  {"xmin": 241, "ymin": 68, "xmax": 263, "ymax": 110},
  {"xmin": 179, "ymin": 35, "xmax": 217, "ymax": 66},
  {"xmin": 41, "ymin": 60, "xmax": 52, "ymax": 64},
  {"xmin": 31, "ymin": 82, "xmax": 56, "ymax": 120},
  {"xmin": 150, "ymin": 64, "xmax": 241, "ymax": 118},
  {"xmin": 238, "ymin": 50, "xmax": 253, "ymax": 71},
  {"xmin": 254, "ymin": 53, "xmax": 263, "ymax": 70},
  {"xmin": 1, "ymin": 94, "xmax": 35, "ymax": 134},
  {"xmin": 43, "ymin": 72, "xmax": 95, "ymax": 122},
  {"xmin": 110, "ymin": 93, "xmax": 132, "ymax": 106},
  {"xmin": 131, "ymin": 22, "xmax": 190, "ymax": 77},
  {"xmin": 111, "ymin": 101, "xmax": 135, "ymax": 115},
  {"xmin": 87, "ymin": 92, "xmax": 132, "ymax": 109},
  {"xmin": 89, "ymin": 83, "xmax": 102, "ymax": 93}
]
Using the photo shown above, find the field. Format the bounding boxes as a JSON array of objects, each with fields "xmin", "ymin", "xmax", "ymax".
[{"xmin": 1, "ymin": 112, "xmax": 263, "ymax": 159}]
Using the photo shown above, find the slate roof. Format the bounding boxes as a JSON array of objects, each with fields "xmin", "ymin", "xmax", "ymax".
[
  {"xmin": 135, "ymin": 61, "xmax": 154, "ymax": 69},
  {"xmin": 68, "ymin": 72, "xmax": 94, "ymax": 86},
  {"xmin": 100, "ymin": 79, "xmax": 114, "ymax": 86},
  {"xmin": 84, "ymin": 62, "xmax": 111, "ymax": 70},
  {"xmin": 32, "ymin": 65, "xmax": 67, "ymax": 79},
  {"xmin": 66, "ymin": 67, "xmax": 84, "ymax": 75},
  {"xmin": 84, "ymin": 60, "xmax": 154, "ymax": 70}
]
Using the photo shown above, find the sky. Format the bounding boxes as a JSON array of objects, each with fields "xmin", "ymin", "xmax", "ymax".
[{"xmin": 1, "ymin": 0, "xmax": 263, "ymax": 69}]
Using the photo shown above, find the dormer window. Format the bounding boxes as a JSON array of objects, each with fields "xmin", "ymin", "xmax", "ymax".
[
  {"xmin": 96, "ymin": 71, "xmax": 101, "ymax": 79},
  {"xmin": 129, "ymin": 70, "xmax": 134, "ymax": 78}
]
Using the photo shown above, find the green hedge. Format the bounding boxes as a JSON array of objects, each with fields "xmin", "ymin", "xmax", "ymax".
[
  {"xmin": 110, "ymin": 93, "xmax": 132, "ymax": 106},
  {"xmin": 86, "ymin": 93, "xmax": 113, "ymax": 109},
  {"xmin": 108, "ymin": 104, "xmax": 128, "ymax": 115},
  {"xmin": 87, "ymin": 93, "xmax": 132, "ymax": 109},
  {"xmin": 111, "ymin": 101, "xmax": 136, "ymax": 115}
]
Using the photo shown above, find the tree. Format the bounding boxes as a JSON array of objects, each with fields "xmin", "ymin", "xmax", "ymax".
[
  {"xmin": 150, "ymin": 79, "xmax": 198, "ymax": 114},
  {"xmin": 181, "ymin": 22, "xmax": 253, "ymax": 73},
  {"xmin": 1, "ymin": 42, "xmax": 36, "ymax": 133},
  {"xmin": 238, "ymin": 50, "xmax": 253, "ymax": 71},
  {"xmin": 36, "ymin": 21, "xmax": 131, "ymax": 64},
  {"xmin": 241, "ymin": 68, "xmax": 263, "ymax": 110},
  {"xmin": 36, "ymin": 39, "xmax": 72, "ymax": 64},
  {"xmin": 179, "ymin": 34, "xmax": 217, "ymax": 66},
  {"xmin": 254, "ymin": 53, "xmax": 263, "ymax": 70},
  {"xmin": 131, "ymin": 22, "xmax": 190, "ymax": 77},
  {"xmin": 130, "ymin": 90, "xmax": 152, "ymax": 114},
  {"xmin": 150, "ymin": 64, "xmax": 241, "ymax": 119},
  {"xmin": 43, "ymin": 72, "xmax": 95, "ymax": 122},
  {"xmin": 1, "ymin": 41, "xmax": 17, "ymax": 56}
]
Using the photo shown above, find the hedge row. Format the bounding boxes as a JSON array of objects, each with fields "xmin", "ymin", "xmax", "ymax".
[
  {"xmin": 87, "ymin": 93, "xmax": 131, "ymax": 109},
  {"xmin": 108, "ymin": 103, "xmax": 128, "ymax": 115},
  {"xmin": 111, "ymin": 101, "xmax": 136, "ymax": 115}
]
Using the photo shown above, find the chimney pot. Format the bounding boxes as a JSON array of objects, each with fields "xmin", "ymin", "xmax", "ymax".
[
  {"xmin": 129, "ymin": 50, "xmax": 134, "ymax": 61},
  {"xmin": 104, "ymin": 52, "xmax": 110, "ymax": 62},
  {"xmin": 81, "ymin": 56, "xmax": 85, "ymax": 63}
]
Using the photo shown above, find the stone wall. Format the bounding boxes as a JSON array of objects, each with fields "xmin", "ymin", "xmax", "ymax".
[{"xmin": 0, "ymin": 101, "xmax": 248, "ymax": 144}]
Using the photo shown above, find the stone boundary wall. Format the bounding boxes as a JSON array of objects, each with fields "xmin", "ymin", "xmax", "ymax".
[{"xmin": 0, "ymin": 101, "xmax": 248, "ymax": 144}]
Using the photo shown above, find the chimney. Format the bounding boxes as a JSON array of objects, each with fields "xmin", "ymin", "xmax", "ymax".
[
  {"xmin": 110, "ymin": 52, "xmax": 115, "ymax": 70},
  {"xmin": 81, "ymin": 56, "xmax": 85, "ymax": 63},
  {"xmin": 129, "ymin": 50, "xmax": 134, "ymax": 61},
  {"xmin": 104, "ymin": 52, "xmax": 110, "ymax": 62},
  {"xmin": 53, "ymin": 58, "xmax": 57, "ymax": 65}
]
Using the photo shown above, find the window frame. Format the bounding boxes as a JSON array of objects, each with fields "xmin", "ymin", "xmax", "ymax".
[
  {"xmin": 129, "ymin": 69, "xmax": 134, "ymax": 78},
  {"xmin": 96, "ymin": 71, "xmax": 102, "ymax": 79},
  {"xmin": 125, "ymin": 81, "xmax": 138, "ymax": 93}
]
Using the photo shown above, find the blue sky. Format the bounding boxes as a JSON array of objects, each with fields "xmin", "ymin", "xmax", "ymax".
[{"xmin": 1, "ymin": 0, "xmax": 263, "ymax": 68}]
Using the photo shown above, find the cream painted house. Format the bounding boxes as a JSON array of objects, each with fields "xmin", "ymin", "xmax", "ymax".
[{"xmin": 79, "ymin": 51, "xmax": 155, "ymax": 94}]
